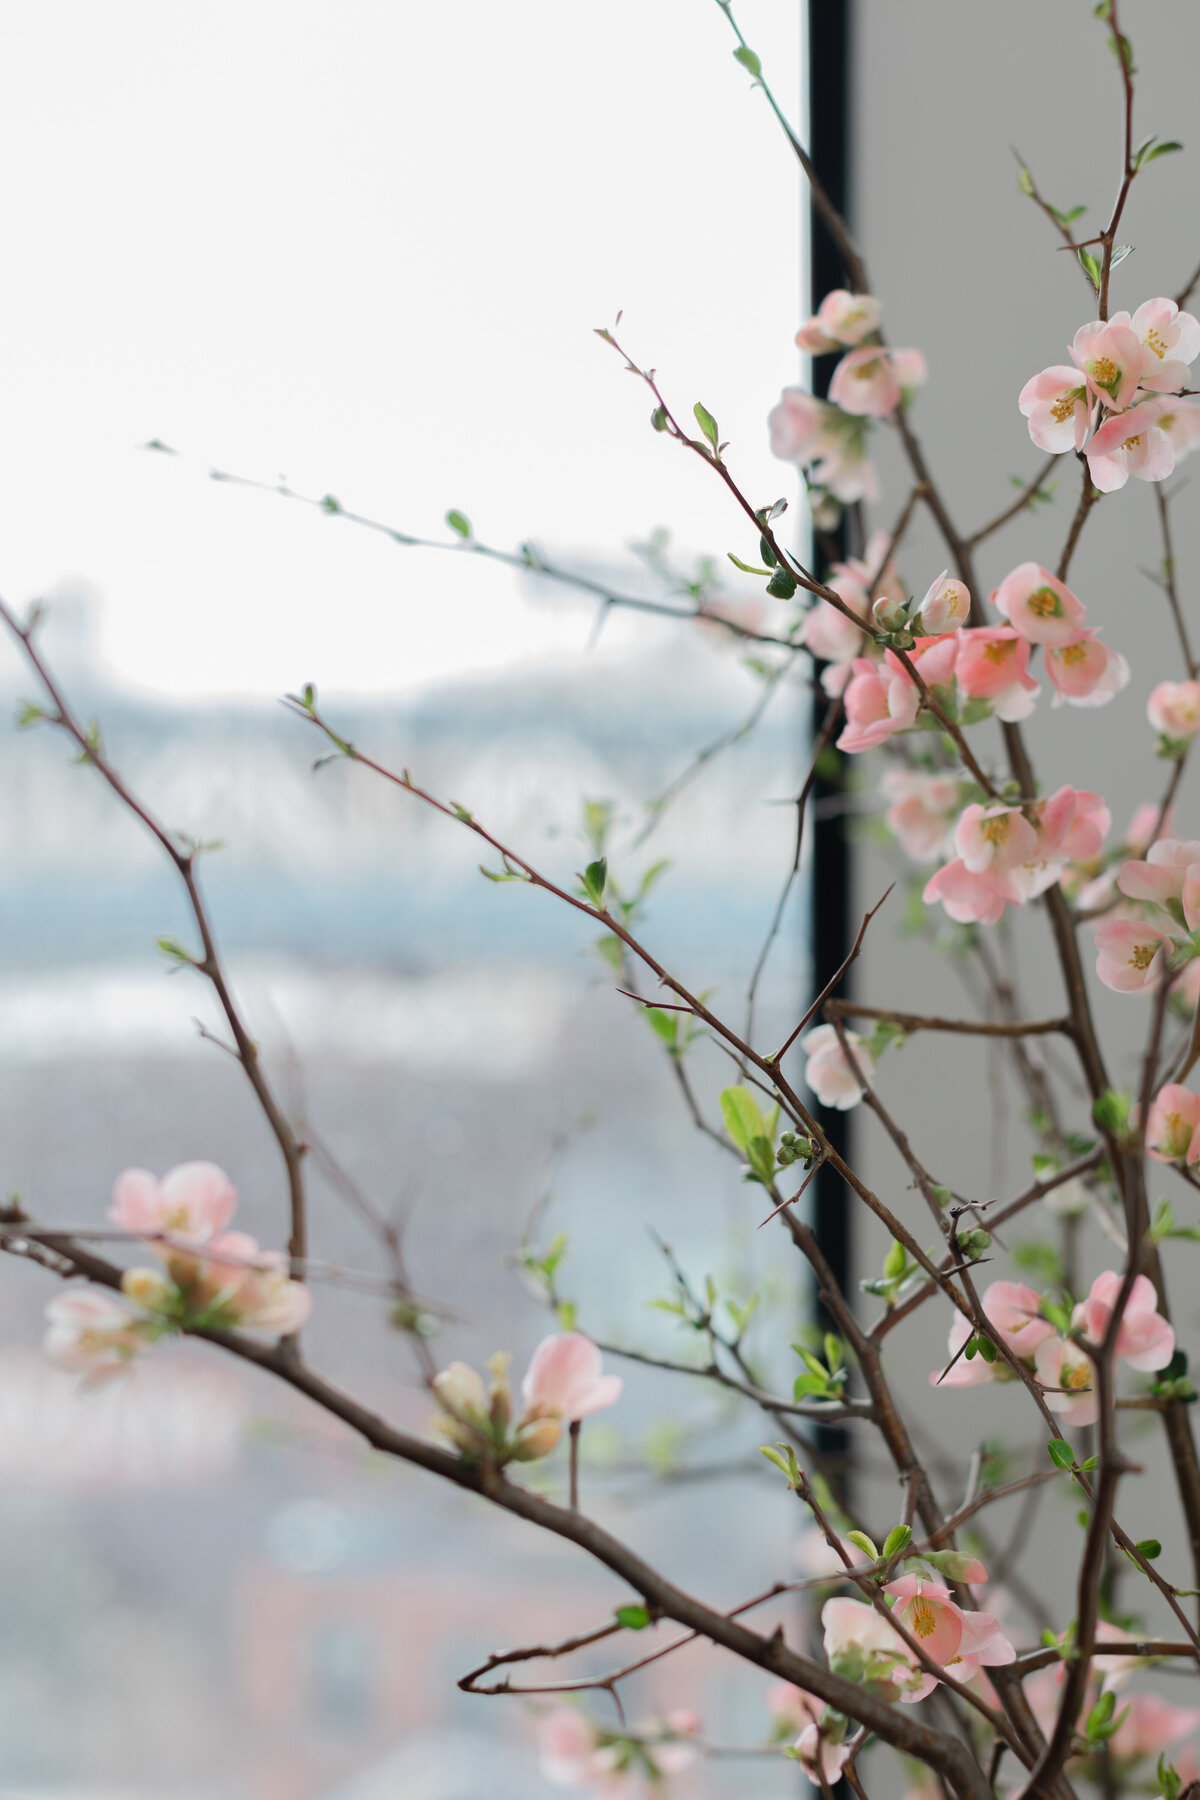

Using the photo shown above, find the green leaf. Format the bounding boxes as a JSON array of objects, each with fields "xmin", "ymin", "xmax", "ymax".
[
  {"xmin": 1016, "ymin": 165, "xmax": 1034, "ymax": 196},
  {"xmin": 582, "ymin": 858, "xmax": 608, "ymax": 907},
  {"xmin": 720, "ymin": 1086, "xmax": 766, "ymax": 1151},
  {"xmin": 975, "ymin": 1333, "xmax": 998, "ymax": 1364},
  {"xmin": 1078, "ymin": 246, "xmax": 1102, "ymax": 291},
  {"xmin": 1136, "ymin": 1537, "xmax": 1163, "ymax": 1561},
  {"xmin": 1144, "ymin": 139, "xmax": 1183, "ymax": 164},
  {"xmin": 823, "ymin": 1334, "xmax": 844, "ymax": 1373},
  {"xmin": 765, "ymin": 568, "xmax": 798, "ymax": 599},
  {"xmin": 615, "ymin": 1603, "xmax": 651, "ymax": 1630},
  {"xmin": 733, "ymin": 44, "xmax": 762, "ymax": 77},
  {"xmin": 320, "ymin": 493, "xmax": 341, "ymax": 513},
  {"xmin": 450, "ymin": 801, "xmax": 474, "ymax": 823},
  {"xmin": 1047, "ymin": 1438, "xmax": 1076, "ymax": 1471},
  {"xmin": 445, "ymin": 509, "xmax": 472, "ymax": 538},
  {"xmin": 643, "ymin": 1008, "xmax": 678, "ymax": 1048},
  {"xmin": 727, "ymin": 552, "xmax": 772, "ymax": 576},
  {"xmin": 1086, "ymin": 1690, "xmax": 1116, "ymax": 1740},
  {"xmin": 883, "ymin": 1239, "xmax": 907, "ymax": 1281},
  {"xmin": 845, "ymin": 1530, "xmax": 879, "ymax": 1561},
  {"xmin": 693, "ymin": 402, "xmax": 720, "ymax": 452},
  {"xmin": 882, "ymin": 1525, "xmax": 912, "ymax": 1559}
]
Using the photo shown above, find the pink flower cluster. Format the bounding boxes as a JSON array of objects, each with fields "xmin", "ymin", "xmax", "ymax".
[
  {"xmin": 771, "ymin": 292, "xmax": 926, "ymax": 523},
  {"xmin": 431, "ymin": 1330, "xmax": 621, "ymax": 1465},
  {"xmin": 536, "ymin": 1705, "xmax": 699, "ymax": 1795},
  {"xmin": 1025, "ymin": 1631, "xmax": 1200, "ymax": 1779},
  {"xmin": 1020, "ymin": 300, "xmax": 1200, "ymax": 491},
  {"xmin": 924, "ymin": 785, "xmax": 1110, "ymax": 927},
  {"xmin": 44, "ymin": 1162, "xmax": 313, "ymax": 1381},
  {"xmin": 1094, "ymin": 837, "xmax": 1200, "ymax": 992},
  {"xmin": 833, "ymin": 561, "xmax": 1126, "ymax": 759},
  {"xmin": 821, "ymin": 1557, "xmax": 1013, "ymax": 1707},
  {"xmin": 1147, "ymin": 1081, "xmax": 1200, "ymax": 1165},
  {"xmin": 932, "ymin": 1274, "xmax": 1173, "ymax": 1427}
]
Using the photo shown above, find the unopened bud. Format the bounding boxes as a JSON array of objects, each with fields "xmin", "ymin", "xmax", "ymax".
[
  {"xmin": 509, "ymin": 1414, "xmax": 563, "ymax": 1461},
  {"xmin": 871, "ymin": 594, "xmax": 909, "ymax": 634},
  {"xmin": 432, "ymin": 1361, "xmax": 488, "ymax": 1428},
  {"xmin": 916, "ymin": 572, "xmax": 971, "ymax": 634}
]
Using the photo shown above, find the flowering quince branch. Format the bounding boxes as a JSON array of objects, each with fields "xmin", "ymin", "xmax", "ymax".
[{"xmin": 11, "ymin": 8, "xmax": 1200, "ymax": 1798}]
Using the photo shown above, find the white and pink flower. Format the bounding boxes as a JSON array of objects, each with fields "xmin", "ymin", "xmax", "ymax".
[
  {"xmin": 1146, "ymin": 1082, "xmax": 1200, "ymax": 1165},
  {"xmin": 43, "ymin": 1288, "xmax": 153, "ymax": 1383},
  {"xmin": 1018, "ymin": 365, "xmax": 1091, "ymax": 452},
  {"xmin": 991, "ymin": 563, "xmax": 1087, "ymax": 647},
  {"xmin": 955, "ymin": 628, "xmax": 1040, "ymax": 721},
  {"xmin": 882, "ymin": 770, "xmax": 963, "ymax": 863},
  {"xmin": 801, "ymin": 1023, "xmax": 875, "ymax": 1109},
  {"xmin": 521, "ymin": 1332, "xmax": 623, "ymax": 1424},
  {"xmin": 1149, "ymin": 680, "xmax": 1200, "ymax": 741},
  {"xmin": 837, "ymin": 657, "xmax": 921, "ymax": 753},
  {"xmin": 1123, "ymin": 297, "xmax": 1200, "ymax": 393},
  {"xmin": 1045, "ymin": 632, "xmax": 1130, "ymax": 708},
  {"xmin": 109, "ymin": 1161, "xmax": 237, "ymax": 1245},
  {"xmin": 1082, "ymin": 1270, "xmax": 1175, "ymax": 1370},
  {"xmin": 1070, "ymin": 317, "xmax": 1146, "ymax": 412},
  {"xmin": 829, "ymin": 346, "xmax": 901, "ymax": 417},
  {"xmin": 1087, "ymin": 395, "xmax": 1176, "ymax": 492},
  {"xmin": 1094, "ymin": 917, "xmax": 1170, "ymax": 991}
]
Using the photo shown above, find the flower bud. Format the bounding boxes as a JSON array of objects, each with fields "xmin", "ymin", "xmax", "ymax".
[
  {"xmin": 871, "ymin": 594, "xmax": 909, "ymax": 635},
  {"xmin": 509, "ymin": 1415, "xmax": 563, "ymax": 1461},
  {"xmin": 121, "ymin": 1267, "xmax": 174, "ymax": 1314},
  {"xmin": 431, "ymin": 1360, "xmax": 488, "ymax": 1427},
  {"xmin": 916, "ymin": 572, "xmax": 972, "ymax": 634}
]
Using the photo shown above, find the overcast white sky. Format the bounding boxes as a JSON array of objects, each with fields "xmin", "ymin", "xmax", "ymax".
[{"xmin": 0, "ymin": 1, "xmax": 803, "ymax": 697}]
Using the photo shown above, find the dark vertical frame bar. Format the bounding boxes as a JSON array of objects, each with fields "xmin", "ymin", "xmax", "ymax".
[{"xmin": 807, "ymin": 0, "xmax": 854, "ymax": 1501}]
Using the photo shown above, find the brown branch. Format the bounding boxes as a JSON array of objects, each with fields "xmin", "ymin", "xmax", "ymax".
[
  {"xmin": 965, "ymin": 455, "xmax": 1060, "ymax": 547},
  {"xmin": 825, "ymin": 1002, "xmax": 1070, "ymax": 1040},
  {"xmin": 772, "ymin": 885, "xmax": 894, "ymax": 1065}
]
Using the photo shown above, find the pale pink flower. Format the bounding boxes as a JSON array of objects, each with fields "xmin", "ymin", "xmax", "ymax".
[
  {"xmin": 822, "ymin": 1595, "xmax": 918, "ymax": 1693},
  {"xmin": 1070, "ymin": 317, "xmax": 1146, "ymax": 411},
  {"xmin": 1094, "ymin": 917, "xmax": 1170, "ymax": 991},
  {"xmin": 1018, "ymin": 365, "xmax": 1091, "ymax": 452},
  {"xmin": 1154, "ymin": 396, "xmax": 1200, "ymax": 466},
  {"xmin": 169, "ymin": 1230, "xmax": 313, "ymax": 1333},
  {"xmin": 890, "ymin": 630, "xmax": 960, "ymax": 692},
  {"xmin": 1149, "ymin": 680, "xmax": 1200, "ymax": 740},
  {"xmin": 1126, "ymin": 800, "xmax": 1175, "ymax": 856},
  {"xmin": 799, "ymin": 289, "xmax": 883, "ymax": 349},
  {"xmin": 903, "ymin": 1606, "xmax": 1016, "ymax": 1703},
  {"xmin": 795, "ymin": 319, "xmax": 841, "ymax": 355},
  {"xmin": 954, "ymin": 803, "xmax": 1040, "ymax": 876},
  {"xmin": 882, "ymin": 770, "xmax": 962, "ymax": 863},
  {"xmin": 767, "ymin": 1682, "xmax": 822, "ymax": 1735},
  {"xmin": 923, "ymin": 860, "xmax": 1008, "ymax": 927},
  {"xmin": 1087, "ymin": 395, "xmax": 1177, "ymax": 491},
  {"xmin": 955, "ymin": 628, "xmax": 1040, "ymax": 721},
  {"xmin": 979, "ymin": 1279, "xmax": 1057, "ymax": 1354},
  {"xmin": 794, "ymin": 1723, "xmax": 851, "ymax": 1788},
  {"xmin": 992, "ymin": 562, "xmax": 1087, "ymax": 647},
  {"xmin": 43, "ymin": 1288, "xmax": 151, "ymax": 1382},
  {"xmin": 829, "ymin": 346, "xmax": 901, "ymax": 417},
  {"xmin": 1108, "ymin": 1692, "xmax": 1200, "ymax": 1762},
  {"xmin": 1118, "ymin": 836, "xmax": 1200, "ymax": 909},
  {"xmin": 891, "ymin": 347, "xmax": 929, "ymax": 399},
  {"xmin": 1126, "ymin": 296, "xmax": 1200, "ymax": 392},
  {"xmin": 1082, "ymin": 1270, "xmax": 1175, "ymax": 1371},
  {"xmin": 884, "ymin": 1574, "xmax": 964, "ymax": 1665},
  {"xmin": 768, "ymin": 389, "xmax": 832, "ymax": 464},
  {"xmin": 1035, "ymin": 1331, "xmax": 1098, "ymax": 1426},
  {"xmin": 932, "ymin": 1307, "xmax": 999, "ymax": 1389},
  {"xmin": 809, "ymin": 415, "xmax": 881, "ymax": 503},
  {"xmin": 1045, "ymin": 632, "xmax": 1130, "ymax": 708},
  {"xmin": 537, "ymin": 1707, "xmax": 598, "ymax": 1786},
  {"xmin": 1037, "ymin": 787, "xmax": 1112, "ymax": 864},
  {"xmin": 915, "ymin": 572, "xmax": 972, "ymax": 635},
  {"xmin": 109, "ymin": 1161, "xmax": 237, "ymax": 1245},
  {"xmin": 837, "ymin": 657, "xmax": 920, "ymax": 753},
  {"xmin": 801, "ymin": 1023, "xmax": 875, "ymax": 1109},
  {"xmin": 521, "ymin": 1332, "xmax": 622, "ymax": 1424},
  {"xmin": 804, "ymin": 1024, "xmax": 875, "ymax": 1117},
  {"xmin": 802, "ymin": 597, "xmax": 866, "ymax": 668},
  {"xmin": 1146, "ymin": 1083, "xmax": 1200, "ymax": 1165}
]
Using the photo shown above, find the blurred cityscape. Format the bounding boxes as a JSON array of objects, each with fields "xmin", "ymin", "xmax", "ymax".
[{"xmin": 0, "ymin": 591, "xmax": 814, "ymax": 1798}]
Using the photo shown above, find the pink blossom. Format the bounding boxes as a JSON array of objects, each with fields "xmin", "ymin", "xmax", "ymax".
[
  {"xmin": 1087, "ymin": 395, "xmax": 1176, "ymax": 492},
  {"xmin": 809, "ymin": 416, "xmax": 881, "ymax": 504},
  {"xmin": 109, "ymin": 1161, "xmax": 237, "ymax": 1245},
  {"xmin": 1154, "ymin": 396, "xmax": 1200, "ymax": 466},
  {"xmin": 992, "ymin": 562, "xmax": 1087, "ymax": 647},
  {"xmin": 521, "ymin": 1332, "xmax": 622, "ymax": 1424},
  {"xmin": 979, "ymin": 1279, "xmax": 1057, "ymax": 1354},
  {"xmin": 1125, "ymin": 296, "xmax": 1200, "ymax": 392},
  {"xmin": 1070, "ymin": 317, "xmax": 1146, "ymax": 411},
  {"xmin": 1094, "ymin": 917, "xmax": 1170, "ymax": 991},
  {"xmin": 1035, "ymin": 1332, "xmax": 1098, "ymax": 1427},
  {"xmin": 915, "ymin": 572, "xmax": 972, "ymax": 635},
  {"xmin": 891, "ymin": 347, "xmax": 929, "ymax": 399},
  {"xmin": 168, "ymin": 1230, "xmax": 313, "ymax": 1333},
  {"xmin": 1149, "ymin": 680, "xmax": 1200, "ymax": 740},
  {"xmin": 797, "ymin": 289, "xmax": 883, "ymax": 350},
  {"xmin": 1082, "ymin": 1270, "xmax": 1175, "ymax": 1371},
  {"xmin": 1018, "ymin": 365, "xmax": 1091, "ymax": 452},
  {"xmin": 1045, "ymin": 632, "xmax": 1130, "ymax": 708},
  {"xmin": 923, "ymin": 859, "xmax": 1008, "ymax": 926},
  {"xmin": 837, "ymin": 657, "xmax": 920, "ymax": 753},
  {"xmin": 1037, "ymin": 787, "xmax": 1112, "ymax": 864},
  {"xmin": 802, "ymin": 598, "xmax": 866, "ymax": 669},
  {"xmin": 794, "ymin": 1724, "xmax": 851, "ymax": 1788},
  {"xmin": 902, "ymin": 1606, "xmax": 1016, "ymax": 1704},
  {"xmin": 932, "ymin": 1307, "xmax": 999, "ymax": 1388},
  {"xmin": 821, "ymin": 1596, "xmax": 918, "ymax": 1695},
  {"xmin": 954, "ymin": 803, "xmax": 1040, "ymax": 876},
  {"xmin": 768, "ymin": 389, "xmax": 832, "ymax": 463},
  {"xmin": 882, "ymin": 770, "xmax": 962, "ymax": 863},
  {"xmin": 884, "ymin": 1574, "xmax": 964, "ymax": 1665},
  {"xmin": 1117, "ymin": 836, "xmax": 1200, "ymax": 910},
  {"xmin": 537, "ymin": 1707, "xmax": 598, "ymax": 1786},
  {"xmin": 891, "ymin": 631, "xmax": 960, "ymax": 693},
  {"xmin": 829, "ymin": 346, "xmax": 901, "ymax": 417},
  {"xmin": 1109, "ymin": 1692, "xmax": 1200, "ymax": 1762},
  {"xmin": 800, "ymin": 1023, "xmax": 875, "ymax": 1109},
  {"xmin": 767, "ymin": 1682, "xmax": 822, "ymax": 1736},
  {"xmin": 1146, "ymin": 1083, "xmax": 1200, "ymax": 1165},
  {"xmin": 955, "ymin": 628, "xmax": 1040, "ymax": 721},
  {"xmin": 43, "ymin": 1288, "xmax": 152, "ymax": 1382}
]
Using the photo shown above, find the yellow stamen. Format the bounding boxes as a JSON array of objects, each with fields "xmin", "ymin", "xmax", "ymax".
[
  {"xmin": 981, "ymin": 816, "xmax": 1010, "ymax": 846},
  {"xmin": 1088, "ymin": 356, "xmax": 1119, "ymax": 385},
  {"xmin": 1027, "ymin": 586, "xmax": 1063, "ymax": 618},
  {"xmin": 1051, "ymin": 395, "xmax": 1077, "ymax": 424},
  {"xmin": 1064, "ymin": 1363, "xmax": 1091, "ymax": 1392},
  {"xmin": 1145, "ymin": 327, "xmax": 1169, "ymax": 359},
  {"xmin": 910, "ymin": 1595, "xmax": 939, "ymax": 1639},
  {"xmin": 1130, "ymin": 943, "xmax": 1157, "ymax": 971}
]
